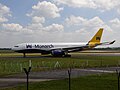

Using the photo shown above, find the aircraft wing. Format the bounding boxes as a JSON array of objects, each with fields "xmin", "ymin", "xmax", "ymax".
[
  {"xmin": 51, "ymin": 40, "xmax": 116, "ymax": 52},
  {"xmin": 51, "ymin": 45, "xmax": 89, "ymax": 52}
]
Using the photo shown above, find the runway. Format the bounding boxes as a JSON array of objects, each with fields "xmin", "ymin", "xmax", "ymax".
[
  {"xmin": 0, "ymin": 50, "xmax": 120, "ymax": 58},
  {"xmin": 73, "ymin": 52, "xmax": 120, "ymax": 56},
  {"xmin": 0, "ymin": 67, "xmax": 120, "ymax": 88}
]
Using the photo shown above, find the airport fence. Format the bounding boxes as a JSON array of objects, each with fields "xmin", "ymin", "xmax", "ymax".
[{"xmin": 0, "ymin": 59, "xmax": 120, "ymax": 76}]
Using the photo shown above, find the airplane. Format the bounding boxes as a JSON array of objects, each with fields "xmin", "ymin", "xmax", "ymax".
[{"xmin": 12, "ymin": 28, "xmax": 115, "ymax": 57}]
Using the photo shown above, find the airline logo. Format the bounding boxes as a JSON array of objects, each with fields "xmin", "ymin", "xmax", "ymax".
[
  {"xmin": 26, "ymin": 44, "xmax": 54, "ymax": 49},
  {"xmin": 96, "ymin": 37, "xmax": 100, "ymax": 40}
]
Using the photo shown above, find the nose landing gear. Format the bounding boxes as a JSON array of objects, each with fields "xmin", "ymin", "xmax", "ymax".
[{"xmin": 23, "ymin": 53, "xmax": 26, "ymax": 58}]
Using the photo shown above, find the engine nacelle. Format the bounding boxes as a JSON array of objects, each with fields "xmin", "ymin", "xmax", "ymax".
[{"xmin": 51, "ymin": 50, "xmax": 65, "ymax": 56}]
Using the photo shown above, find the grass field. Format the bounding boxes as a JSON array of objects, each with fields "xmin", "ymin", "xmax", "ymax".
[
  {"xmin": 0, "ymin": 73, "xmax": 118, "ymax": 90},
  {"xmin": 0, "ymin": 50, "xmax": 120, "ymax": 90},
  {"xmin": 0, "ymin": 50, "xmax": 120, "ymax": 76}
]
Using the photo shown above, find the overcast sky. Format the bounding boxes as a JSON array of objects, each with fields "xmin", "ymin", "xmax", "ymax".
[{"xmin": 0, "ymin": 0, "xmax": 120, "ymax": 48}]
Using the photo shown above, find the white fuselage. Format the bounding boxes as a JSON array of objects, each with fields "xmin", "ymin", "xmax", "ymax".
[{"xmin": 12, "ymin": 42, "xmax": 87, "ymax": 51}]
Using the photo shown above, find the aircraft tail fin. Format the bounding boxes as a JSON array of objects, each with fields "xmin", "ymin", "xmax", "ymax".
[{"xmin": 88, "ymin": 28, "xmax": 103, "ymax": 45}]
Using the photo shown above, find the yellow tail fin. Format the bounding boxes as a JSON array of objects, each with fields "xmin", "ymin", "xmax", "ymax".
[{"xmin": 88, "ymin": 28, "xmax": 103, "ymax": 45}]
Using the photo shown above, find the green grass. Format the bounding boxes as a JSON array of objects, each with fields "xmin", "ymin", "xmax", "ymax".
[
  {"xmin": 0, "ymin": 50, "xmax": 14, "ymax": 53},
  {"xmin": 0, "ymin": 50, "xmax": 119, "ymax": 90},
  {"xmin": 0, "ymin": 74, "xmax": 118, "ymax": 90},
  {"xmin": 0, "ymin": 50, "xmax": 120, "ymax": 76}
]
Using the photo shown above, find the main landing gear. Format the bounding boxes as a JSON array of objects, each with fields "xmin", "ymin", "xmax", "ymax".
[{"xmin": 52, "ymin": 54, "xmax": 71, "ymax": 57}]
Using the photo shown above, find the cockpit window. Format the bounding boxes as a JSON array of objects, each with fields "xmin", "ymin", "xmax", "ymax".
[{"xmin": 14, "ymin": 46, "xmax": 19, "ymax": 47}]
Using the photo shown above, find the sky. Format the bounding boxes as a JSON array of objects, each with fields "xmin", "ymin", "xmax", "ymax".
[{"xmin": 0, "ymin": 0, "xmax": 120, "ymax": 48}]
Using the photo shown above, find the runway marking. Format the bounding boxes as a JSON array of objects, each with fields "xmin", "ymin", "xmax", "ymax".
[{"xmin": 81, "ymin": 69, "xmax": 115, "ymax": 73}]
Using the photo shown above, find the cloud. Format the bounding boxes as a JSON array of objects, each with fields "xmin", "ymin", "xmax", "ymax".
[
  {"xmin": 108, "ymin": 18, "xmax": 120, "ymax": 47},
  {"xmin": 32, "ymin": 16, "xmax": 45, "ymax": 23},
  {"xmin": 0, "ymin": 22, "xmax": 64, "ymax": 47},
  {"xmin": 27, "ymin": 1, "xmax": 63, "ymax": 18},
  {"xmin": 55, "ymin": 0, "xmax": 120, "ymax": 12},
  {"xmin": 2, "ymin": 23, "xmax": 33, "ymax": 35},
  {"xmin": 65, "ymin": 15, "xmax": 105, "ymax": 29},
  {"xmin": 0, "ymin": 3, "xmax": 11, "ymax": 23},
  {"xmin": 2, "ymin": 23, "xmax": 23, "ymax": 31},
  {"xmin": 26, "ymin": 23, "xmax": 43, "ymax": 31},
  {"xmin": 109, "ymin": 18, "xmax": 120, "ymax": 31},
  {"xmin": 84, "ymin": 17, "xmax": 105, "ymax": 28},
  {"xmin": 43, "ymin": 23, "xmax": 64, "ymax": 32},
  {"xmin": 2, "ymin": 22, "xmax": 64, "ymax": 33},
  {"xmin": 93, "ymin": 0, "xmax": 120, "ymax": 11},
  {"xmin": 65, "ymin": 15, "xmax": 87, "ymax": 26},
  {"xmin": 0, "ymin": 17, "xmax": 8, "ymax": 22},
  {"xmin": 55, "ymin": 0, "xmax": 96, "ymax": 8},
  {"xmin": 117, "ymin": 9, "xmax": 120, "ymax": 15}
]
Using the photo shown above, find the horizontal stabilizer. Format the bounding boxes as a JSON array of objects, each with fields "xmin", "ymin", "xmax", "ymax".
[{"xmin": 99, "ymin": 40, "xmax": 116, "ymax": 45}]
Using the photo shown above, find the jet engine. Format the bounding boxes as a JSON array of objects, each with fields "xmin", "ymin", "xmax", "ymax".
[{"xmin": 51, "ymin": 50, "xmax": 65, "ymax": 56}]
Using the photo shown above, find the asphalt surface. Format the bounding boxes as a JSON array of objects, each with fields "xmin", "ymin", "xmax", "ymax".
[{"xmin": 0, "ymin": 67, "xmax": 120, "ymax": 88}]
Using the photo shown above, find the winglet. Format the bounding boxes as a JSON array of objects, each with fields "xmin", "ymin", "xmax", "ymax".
[{"xmin": 109, "ymin": 40, "xmax": 116, "ymax": 44}]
